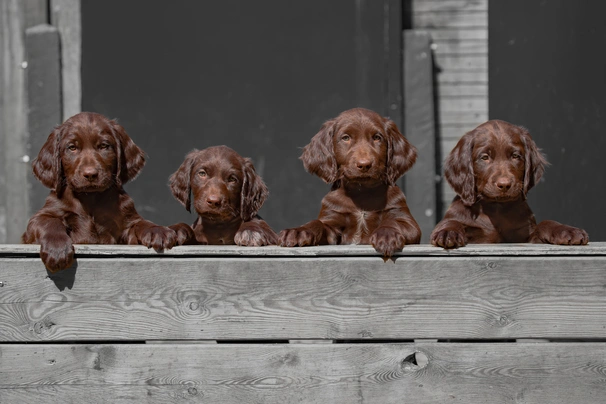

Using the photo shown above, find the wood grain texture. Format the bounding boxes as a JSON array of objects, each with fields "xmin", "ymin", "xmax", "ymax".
[
  {"xmin": 0, "ymin": 343, "xmax": 604, "ymax": 404},
  {"xmin": 2, "ymin": 242, "xmax": 605, "ymax": 257},
  {"xmin": 1, "ymin": 249, "xmax": 606, "ymax": 341},
  {"xmin": 1, "ymin": 0, "xmax": 30, "ymax": 243},
  {"xmin": 413, "ymin": 0, "xmax": 487, "ymax": 13}
]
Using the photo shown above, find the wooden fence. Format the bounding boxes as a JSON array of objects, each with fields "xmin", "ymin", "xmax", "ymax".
[{"xmin": 1, "ymin": 243, "xmax": 605, "ymax": 403}]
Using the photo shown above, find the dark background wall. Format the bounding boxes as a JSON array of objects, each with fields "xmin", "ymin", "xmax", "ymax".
[
  {"xmin": 81, "ymin": 0, "xmax": 402, "ymax": 232},
  {"xmin": 490, "ymin": 0, "xmax": 606, "ymax": 240}
]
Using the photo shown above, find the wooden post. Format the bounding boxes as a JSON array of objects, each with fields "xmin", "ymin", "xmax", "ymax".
[
  {"xmin": 403, "ymin": 30, "xmax": 437, "ymax": 243},
  {"xmin": 50, "ymin": 0, "xmax": 81, "ymax": 121},
  {"xmin": 0, "ymin": 0, "xmax": 30, "ymax": 243},
  {"xmin": 25, "ymin": 24, "xmax": 62, "ymax": 214}
]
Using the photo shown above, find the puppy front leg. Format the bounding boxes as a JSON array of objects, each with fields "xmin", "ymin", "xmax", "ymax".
[
  {"xmin": 235, "ymin": 218, "xmax": 278, "ymax": 246},
  {"xmin": 278, "ymin": 219, "xmax": 339, "ymax": 247},
  {"xmin": 430, "ymin": 219, "xmax": 468, "ymax": 249},
  {"xmin": 23, "ymin": 214, "xmax": 75, "ymax": 272},
  {"xmin": 530, "ymin": 220, "xmax": 589, "ymax": 245},
  {"xmin": 126, "ymin": 219, "xmax": 178, "ymax": 250}
]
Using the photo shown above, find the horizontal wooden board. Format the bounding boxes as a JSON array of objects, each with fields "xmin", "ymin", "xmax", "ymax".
[
  {"xmin": 413, "ymin": 0, "xmax": 487, "ymax": 13},
  {"xmin": 438, "ymin": 83, "xmax": 487, "ymax": 98},
  {"xmin": 437, "ymin": 70, "xmax": 487, "ymax": 84},
  {"xmin": 1, "ymin": 250, "xmax": 606, "ymax": 341},
  {"xmin": 434, "ymin": 54, "xmax": 487, "ymax": 71},
  {"xmin": 431, "ymin": 38, "xmax": 488, "ymax": 55},
  {"xmin": 439, "ymin": 110, "xmax": 488, "ymax": 125},
  {"xmin": 413, "ymin": 10, "xmax": 487, "ymax": 29},
  {"xmin": 421, "ymin": 27, "xmax": 488, "ymax": 41},
  {"xmin": 0, "ymin": 342, "xmax": 604, "ymax": 404},
  {"xmin": 3, "ymin": 242, "xmax": 605, "ymax": 257},
  {"xmin": 439, "ymin": 97, "xmax": 488, "ymax": 113}
]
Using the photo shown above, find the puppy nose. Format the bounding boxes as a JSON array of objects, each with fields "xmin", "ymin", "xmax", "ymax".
[
  {"xmin": 356, "ymin": 158, "xmax": 373, "ymax": 172},
  {"xmin": 496, "ymin": 177, "xmax": 513, "ymax": 191},
  {"xmin": 82, "ymin": 167, "xmax": 98, "ymax": 181},
  {"xmin": 206, "ymin": 194, "xmax": 223, "ymax": 207}
]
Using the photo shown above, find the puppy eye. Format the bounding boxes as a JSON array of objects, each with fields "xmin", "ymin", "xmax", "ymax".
[
  {"xmin": 480, "ymin": 154, "xmax": 490, "ymax": 161},
  {"xmin": 198, "ymin": 170, "xmax": 207, "ymax": 178},
  {"xmin": 372, "ymin": 133, "xmax": 382, "ymax": 142},
  {"xmin": 99, "ymin": 143, "xmax": 111, "ymax": 150},
  {"xmin": 341, "ymin": 134, "xmax": 351, "ymax": 142},
  {"xmin": 512, "ymin": 152, "xmax": 523, "ymax": 160},
  {"xmin": 67, "ymin": 144, "xmax": 77, "ymax": 151},
  {"xmin": 228, "ymin": 175, "xmax": 238, "ymax": 183}
]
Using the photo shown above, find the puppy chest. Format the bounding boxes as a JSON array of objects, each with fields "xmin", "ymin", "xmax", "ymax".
[
  {"xmin": 65, "ymin": 214, "xmax": 122, "ymax": 244},
  {"xmin": 343, "ymin": 210, "xmax": 381, "ymax": 244}
]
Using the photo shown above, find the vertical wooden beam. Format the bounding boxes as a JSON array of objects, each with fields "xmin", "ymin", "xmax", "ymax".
[
  {"xmin": 23, "ymin": 0, "xmax": 48, "ymax": 27},
  {"xmin": 50, "ymin": 0, "xmax": 80, "ymax": 121},
  {"xmin": 0, "ymin": 0, "xmax": 30, "ymax": 243},
  {"xmin": 25, "ymin": 24, "xmax": 61, "ymax": 214},
  {"xmin": 385, "ymin": 0, "xmax": 403, "ymax": 128},
  {"xmin": 403, "ymin": 30, "xmax": 437, "ymax": 243}
]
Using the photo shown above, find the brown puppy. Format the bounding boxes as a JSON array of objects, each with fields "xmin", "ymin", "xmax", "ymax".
[
  {"xmin": 22, "ymin": 112, "xmax": 178, "ymax": 272},
  {"xmin": 169, "ymin": 146, "xmax": 277, "ymax": 246},
  {"xmin": 279, "ymin": 108, "xmax": 421, "ymax": 257},
  {"xmin": 431, "ymin": 119, "xmax": 589, "ymax": 248}
]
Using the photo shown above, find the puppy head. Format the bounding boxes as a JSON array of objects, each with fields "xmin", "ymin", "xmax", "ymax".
[
  {"xmin": 169, "ymin": 146, "xmax": 268, "ymax": 222},
  {"xmin": 32, "ymin": 112, "xmax": 145, "ymax": 196},
  {"xmin": 444, "ymin": 120, "xmax": 548, "ymax": 206},
  {"xmin": 300, "ymin": 108, "xmax": 416, "ymax": 186}
]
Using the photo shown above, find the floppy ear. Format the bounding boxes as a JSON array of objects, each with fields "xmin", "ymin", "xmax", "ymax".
[
  {"xmin": 300, "ymin": 118, "xmax": 338, "ymax": 183},
  {"xmin": 32, "ymin": 127, "xmax": 65, "ymax": 196},
  {"xmin": 384, "ymin": 118, "xmax": 417, "ymax": 184},
  {"xmin": 444, "ymin": 131, "xmax": 476, "ymax": 206},
  {"xmin": 519, "ymin": 127, "xmax": 548, "ymax": 196},
  {"xmin": 110, "ymin": 119, "xmax": 146, "ymax": 185},
  {"xmin": 240, "ymin": 158, "xmax": 269, "ymax": 221},
  {"xmin": 169, "ymin": 150, "xmax": 198, "ymax": 213}
]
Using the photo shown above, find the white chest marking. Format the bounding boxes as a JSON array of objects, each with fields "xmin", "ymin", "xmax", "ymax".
[{"xmin": 351, "ymin": 210, "xmax": 368, "ymax": 244}]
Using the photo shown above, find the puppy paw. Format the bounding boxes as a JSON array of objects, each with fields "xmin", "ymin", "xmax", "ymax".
[
  {"xmin": 531, "ymin": 221, "xmax": 589, "ymax": 245},
  {"xmin": 140, "ymin": 226, "xmax": 178, "ymax": 250},
  {"xmin": 40, "ymin": 235, "xmax": 75, "ymax": 272},
  {"xmin": 430, "ymin": 228, "xmax": 467, "ymax": 249},
  {"xmin": 169, "ymin": 223, "xmax": 196, "ymax": 245},
  {"xmin": 370, "ymin": 227, "xmax": 405, "ymax": 257},
  {"xmin": 235, "ymin": 228, "xmax": 278, "ymax": 246},
  {"xmin": 278, "ymin": 228, "xmax": 318, "ymax": 247}
]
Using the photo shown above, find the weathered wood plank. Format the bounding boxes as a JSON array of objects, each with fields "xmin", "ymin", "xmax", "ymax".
[
  {"xmin": 431, "ymin": 38, "xmax": 488, "ymax": 55},
  {"xmin": 25, "ymin": 24, "xmax": 62, "ymax": 215},
  {"xmin": 438, "ymin": 83, "xmax": 487, "ymax": 98},
  {"xmin": 421, "ymin": 27, "xmax": 487, "ymax": 41},
  {"xmin": 437, "ymin": 70, "xmax": 488, "ymax": 84},
  {"xmin": 50, "ymin": 0, "xmax": 81, "ymax": 120},
  {"xmin": 413, "ymin": 0, "xmax": 487, "ymax": 13},
  {"xmin": 404, "ymin": 30, "xmax": 437, "ymax": 243},
  {"xmin": 1, "ymin": 243, "xmax": 605, "ymax": 257},
  {"xmin": 434, "ymin": 54, "xmax": 487, "ymax": 71},
  {"xmin": 439, "ymin": 110, "xmax": 488, "ymax": 125},
  {"xmin": 413, "ymin": 10, "xmax": 487, "ymax": 29},
  {"xmin": 1, "ymin": 253, "xmax": 605, "ymax": 341},
  {"xmin": 23, "ymin": 0, "xmax": 47, "ymax": 27},
  {"xmin": 1, "ymin": 0, "xmax": 30, "ymax": 243},
  {"xmin": 0, "ymin": 343, "xmax": 604, "ymax": 404}
]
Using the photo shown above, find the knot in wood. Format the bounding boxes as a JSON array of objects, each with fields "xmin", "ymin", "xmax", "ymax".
[{"xmin": 401, "ymin": 351, "xmax": 429, "ymax": 372}]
